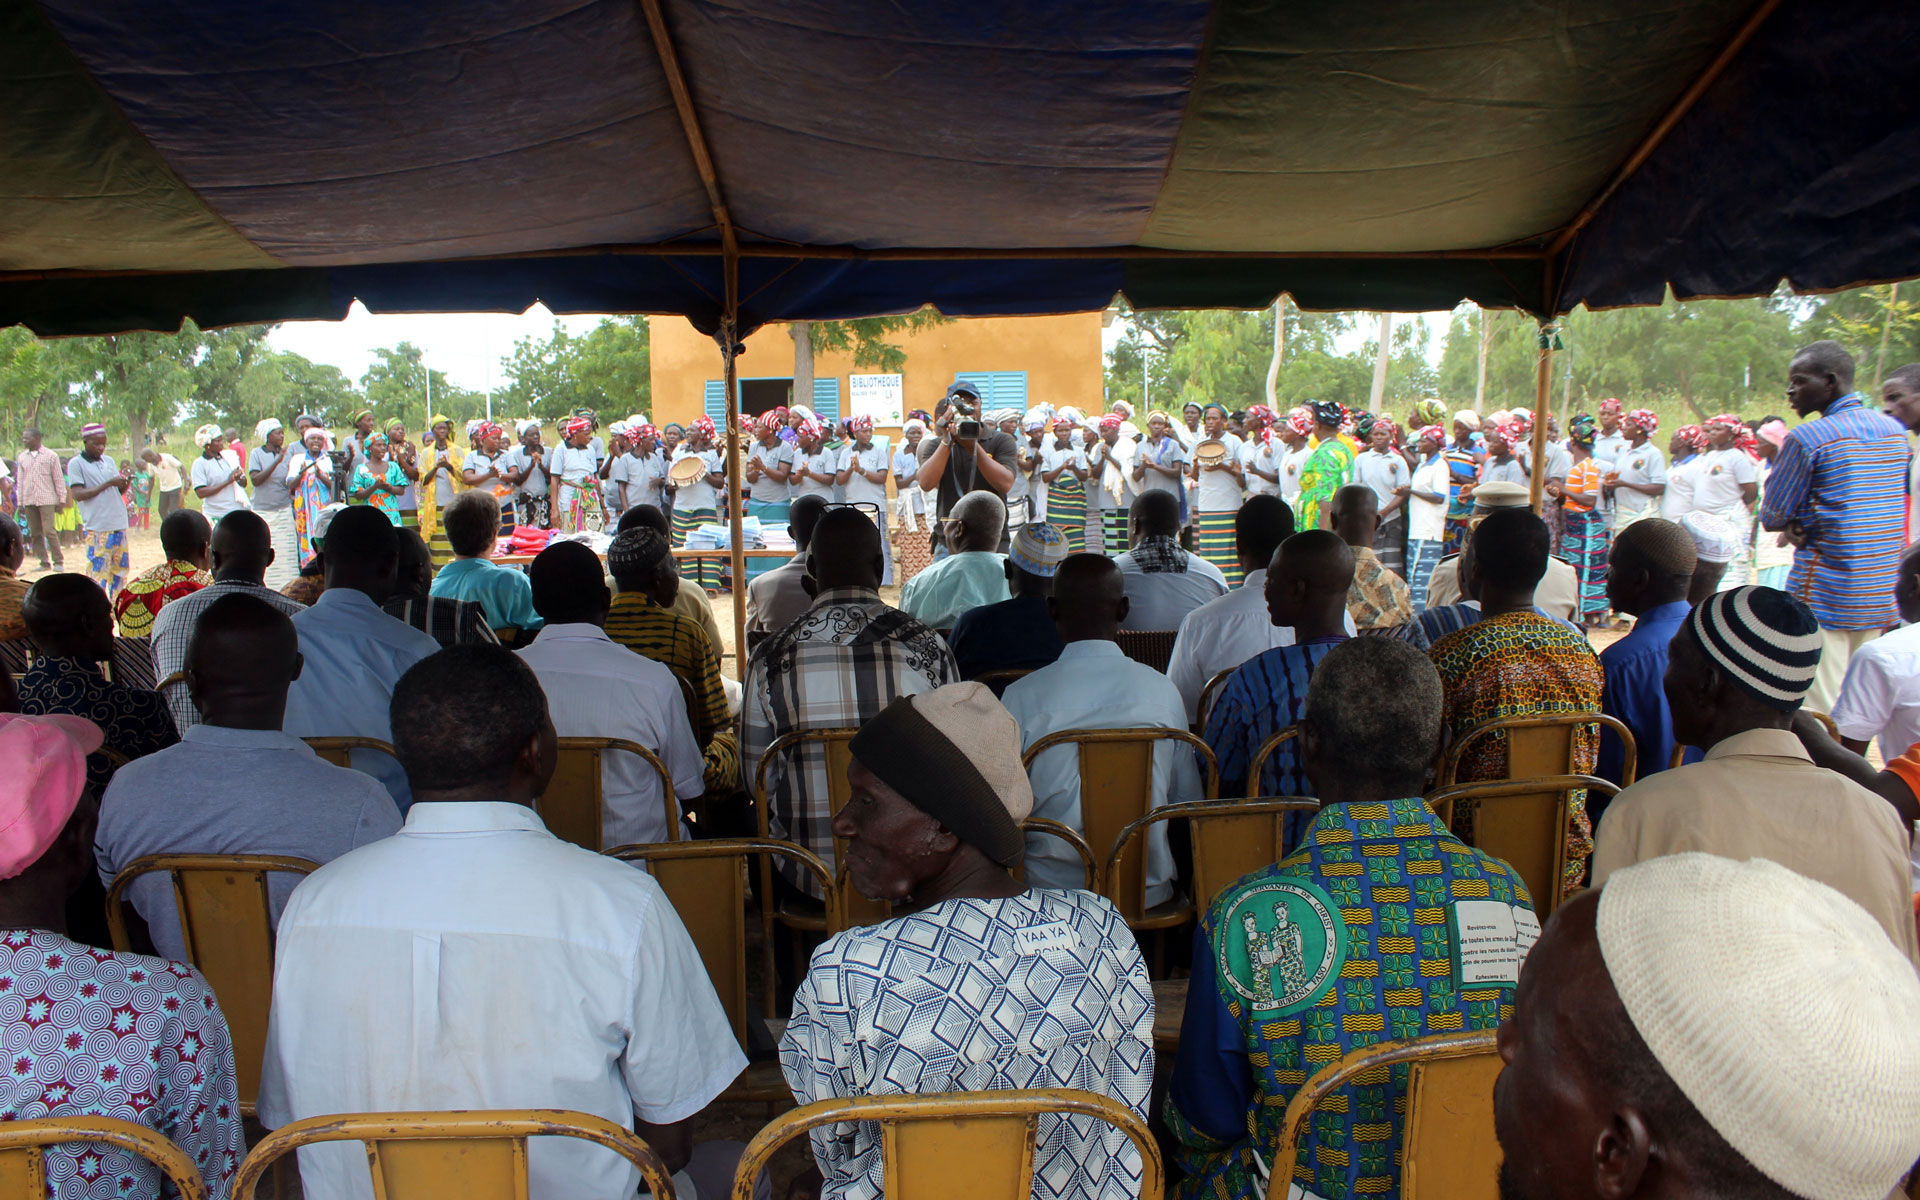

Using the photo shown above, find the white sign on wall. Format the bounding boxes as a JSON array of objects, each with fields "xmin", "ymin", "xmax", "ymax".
[{"xmin": 849, "ymin": 373, "xmax": 905, "ymax": 426}]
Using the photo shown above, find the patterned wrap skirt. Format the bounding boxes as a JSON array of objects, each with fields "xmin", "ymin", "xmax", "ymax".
[
  {"xmin": 84, "ymin": 529, "xmax": 130, "ymax": 599},
  {"xmin": 1373, "ymin": 508, "xmax": 1406, "ymax": 576},
  {"xmin": 1045, "ymin": 478, "xmax": 1087, "ymax": 553},
  {"xmin": 1195, "ymin": 509, "xmax": 1241, "ymax": 586},
  {"xmin": 672, "ymin": 504, "xmax": 721, "ymax": 588},
  {"xmin": 1101, "ymin": 507, "xmax": 1129, "ymax": 557},
  {"xmin": 1406, "ymin": 538, "xmax": 1445, "ymax": 614},
  {"xmin": 1563, "ymin": 508, "xmax": 1610, "ymax": 618}
]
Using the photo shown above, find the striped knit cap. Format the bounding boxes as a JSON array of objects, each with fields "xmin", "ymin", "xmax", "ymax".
[{"xmin": 1686, "ymin": 586, "xmax": 1821, "ymax": 712}]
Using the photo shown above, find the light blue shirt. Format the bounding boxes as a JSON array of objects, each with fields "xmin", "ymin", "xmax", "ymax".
[
  {"xmin": 282, "ymin": 588, "xmax": 440, "ymax": 811},
  {"xmin": 897, "ymin": 550, "xmax": 1011, "ymax": 629},
  {"xmin": 1001, "ymin": 640, "xmax": 1202, "ymax": 905},
  {"xmin": 430, "ymin": 556, "xmax": 545, "ymax": 634}
]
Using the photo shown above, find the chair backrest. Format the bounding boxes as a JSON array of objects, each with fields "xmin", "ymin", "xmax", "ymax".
[
  {"xmin": 676, "ymin": 671, "xmax": 702, "ymax": 729},
  {"xmin": 1114, "ymin": 629, "xmax": 1177, "ymax": 673},
  {"xmin": 1427, "ymin": 775, "xmax": 1619, "ymax": 916},
  {"xmin": 1195, "ymin": 666, "xmax": 1238, "ymax": 733},
  {"xmin": 0, "ymin": 1115, "xmax": 209, "ymax": 1200},
  {"xmin": 232, "ymin": 1110, "xmax": 676, "ymax": 1200},
  {"xmin": 1108, "ymin": 798, "xmax": 1320, "ymax": 917},
  {"xmin": 156, "ymin": 669, "xmax": 186, "ymax": 696},
  {"xmin": 973, "ymin": 667, "xmax": 1033, "ymax": 696},
  {"xmin": 105, "ymin": 853, "xmax": 321, "ymax": 1115},
  {"xmin": 533, "ymin": 736, "xmax": 679, "ymax": 852},
  {"xmin": 0, "ymin": 637, "xmax": 30, "ymax": 676},
  {"xmin": 1015, "ymin": 817, "xmax": 1098, "ymax": 891},
  {"xmin": 754, "ymin": 726, "xmax": 889, "ymax": 926},
  {"xmin": 1246, "ymin": 725, "xmax": 1299, "ymax": 798},
  {"xmin": 1022, "ymin": 728, "xmax": 1219, "ymax": 922},
  {"xmin": 1438, "ymin": 713, "xmax": 1637, "ymax": 789},
  {"xmin": 110, "ymin": 636, "xmax": 159, "ymax": 691},
  {"xmin": 731, "ymin": 1091, "xmax": 1164, "ymax": 1200},
  {"xmin": 1270, "ymin": 1030, "xmax": 1501, "ymax": 1200},
  {"xmin": 606, "ymin": 838, "xmax": 836, "ymax": 1040},
  {"xmin": 302, "ymin": 734, "xmax": 399, "ymax": 769}
]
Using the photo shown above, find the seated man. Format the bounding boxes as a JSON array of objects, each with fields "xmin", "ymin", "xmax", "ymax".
[
  {"xmin": 1204, "ymin": 530, "xmax": 1353, "ymax": 802},
  {"xmin": 742, "ymin": 507, "xmax": 958, "ymax": 897},
  {"xmin": 95, "ymin": 593, "xmax": 402, "ymax": 960},
  {"xmin": 114, "ymin": 508, "xmax": 213, "ymax": 638},
  {"xmin": 382, "ymin": 526, "xmax": 499, "ymax": 647},
  {"xmin": 0, "ymin": 711, "xmax": 245, "ymax": 1197},
  {"xmin": 429, "ymin": 490, "xmax": 543, "ymax": 636},
  {"xmin": 616, "ymin": 504, "xmax": 724, "ymax": 652},
  {"xmin": 899, "ymin": 490, "xmax": 1012, "ymax": 628},
  {"xmin": 1002, "ymin": 554, "xmax": 1201, "ymax": 902},
  {"xmin": 260, "ymin": 646, "xmax": 748, "ymax": 1200},
  {"xmin": 1593, "ymin": 586, "xmax": 1918, "ymax": 961},
  {"xmin": 518, "ymin": 540, "xmax": 706, "ymax": 846},
  {"xmin": 1595, "ymin": 518, "xmax": 1698, "ymax": 796},
  {"xmin": 605, "ymin": 526, "xmax": 740, "ymax": 797},
  {"xmin": 1171, "ymin": 637, "xmax": 1538, "ymax": 1200},
  {"xmin": 19, "ymin": 573, "xmax": 177, "ymax": 796},
  {"xmin": 946, "ymin": 521, "xmax": 1070, "ymax": 682},
  {"xmin": 283, "ymin": 506, "xmax": 441, "ymax": 812},
  {"xmin": 746, "ymin": 492, "xmax": 827, "ymax": 637},
  {"xmin": 781, "ymin": 683, "xmax": 1153, "ymax": 1200},
  {"xmin": 0, "ymin": 516, "xmax": 28, "ymax": 644},
  {"xmin": 1495, "ymin": 854, "xmax": 1920, "ymax": 1200},
  {"xmin": 1329, "ymin": 485, "xmax": 1412, "ymax": 630},
  {"xmin": 1115, "ymin": 489, "xmax": 1228, "ymax": 631},
  {"xmin": 1421, "ymin": 481, "xmax": 1579, "ymax": 619},
  {"xmin": 1831, "ymin": 542, "xmax": 1920, "ymax": 759},
  {"xmin": 1429, "ymin": 508, "xmax": 1602, "ymax": 899}
]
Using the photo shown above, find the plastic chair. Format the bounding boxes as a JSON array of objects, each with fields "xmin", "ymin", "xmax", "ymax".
[
  {"xmin": 302, "ymin": 734, "xmax": 399, "ymax": 769},
  {"xmin": 1016, "ymin": 816, "xmax": 1098, "ymax": 891},
  {"xmin": 1428, "ymin": 775, "xmax": 1620, "ymax": 916},
  {"xmin": 1114, "ymin": 629, "xmax": 1178, "ymax": 673},
  {"xmin": 1245, "ymin": 725, "xmax": 1301, "ymax": 798},
  {"xmin": 607, "ymin": 837, "xmax": 834, "ymax": 1104},
  {"xmin": 1269, "ymin": 1030, "xmax": 1502, "ymax": 1200},
  {"xmin": 754, "ymin": 727, "xmax": 890, "ymax": 930},
  {"xmin": 105, "ymin": 853, "xmax": 320, "ymax": 1116},
  {"xmin": 1437, "ymin": 713, "xmax": 1637, "ymax": 789},
  {"xmin": 730, "ymin": 1090, "xmax": 1165, "ymax": 1200},
  {"xmin": 534, "ymin": 736, "xmax": 679, "ymax": 852},
  {"xmin": 0, "ymin": 1115, "xmax": 209, "ymax": 1200},
  {"xmin": 1194, "ymin": 666, "xmax": 1238, "ymax": 733},
  {"xmin": 232, "ymin": 1110, "xmax": 677, "ymax": 1200},
  {"xmin": 1021, "ymin": 728, "xmax": 1219, "ymax": 929}
]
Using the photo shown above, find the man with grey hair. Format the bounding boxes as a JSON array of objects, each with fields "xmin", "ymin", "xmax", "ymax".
[
  {"xmin": 898, "ymin": 490, "xmax": 1011, "ymax": 628},
  {"xmin": 1170, "ymin": 636, "xmax": 1537, "ymax": 1200}
]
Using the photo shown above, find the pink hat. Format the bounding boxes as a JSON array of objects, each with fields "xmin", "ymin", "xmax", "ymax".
[{"xmin": 0, "ymin": 714, "xmax": 104, "ymax": 880}]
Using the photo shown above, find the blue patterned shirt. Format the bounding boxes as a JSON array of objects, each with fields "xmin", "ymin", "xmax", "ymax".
[
  {"xmin": 18, "ymin": 655, "xmax": 178, "ymax": 796},
  {"xmin": 1167, "ymin": 800, "xmax": 1535, "ymax": 1200},
  {"xmin": 1758, "ymin": 393, "xmax": 1909, "ymax": 630},
  {"xmin": 1203, "ymin": 638, "xmax": 1347, "ymax": 803}
]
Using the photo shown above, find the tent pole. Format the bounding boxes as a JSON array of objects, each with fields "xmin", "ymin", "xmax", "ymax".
[
  {"xmin": 723, "ymin": 274, "xmax": 748, "ymax": 678},
  {"xmin": 1529, "ymin": 325, "xmax": 1553, "ymax": 513}
]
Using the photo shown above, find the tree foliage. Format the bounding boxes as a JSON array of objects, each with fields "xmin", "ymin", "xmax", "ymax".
[{"xmin": 498, "ymin": 316, "xmax": 651, "ymax": 420}]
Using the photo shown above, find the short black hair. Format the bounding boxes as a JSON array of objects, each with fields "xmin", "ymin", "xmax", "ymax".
[
  {"xmin": 390, "ymin": 527, "xmax": 433, "ymax": 600},
  {"xmin": 1885, "ymin": 363, "xmax": 1920, "ymax": 392},
  {"xmin": 528, "ymin": 541, "xmax": 607, "ymax": 623},
  {"xmin": 318, "ymin": 504, "xmax": 401, "ymax": 573},
  {"xmin": 1793, "ymin": 339, "xmax": 1856, "ymax": 392},
  {"xmin": 1235, "ymin": 494, "xmax": 1295, "ymax": 569},
  {"xmin": 390, "ymin": 646, "xmax": 548, "ymax": 791},
  {"xmin": 618, "ymin": 504, "xmax": 669, "ymax": 536},
  {"xmin": 1470, "ymin": 508, "xmax": 1550, "ymax": 593},
  {"xmin": 0, "ymin": 515, "xmax": 18, "ymax": 559},
  {"xmin": 788, "ymin": 494, "xmax": 829, "ymax": 550},
  {"xmin": 1130, "ymin": 489, "xmax": 1181, "ymax": 538},
  {"xmin": 442, "ymin": 491, "xmax": 500, "ymax": 557},
  {"xmin": 159, "ymin": 509, "xmax": 211, "ymax": 562},
  {"xmin": 1303, "ymin": 637, "xmax": 1443, "ymax": 794}
]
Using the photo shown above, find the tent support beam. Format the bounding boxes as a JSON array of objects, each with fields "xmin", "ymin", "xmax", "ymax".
[
  {"xmin": 1546, "ymin": 0, "xmax": 1784, "ymax": 266},
  {"xmin": 1529, "ymin": 260, "xmax": 1556, "ymax": 515},
  {"xmin": 636, "ymin": 0, "xmax": 750, "ymax": 675}
]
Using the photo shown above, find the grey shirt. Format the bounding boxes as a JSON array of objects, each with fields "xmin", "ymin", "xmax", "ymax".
[
  {"xmin": 249, "ymin": 444, "xmax": 293, "ymax": 511},
  {"xmin": 66, "ymin": 453, "xmax": 129, "ymax": 533},
  {"xmin": 94, "ymin": 724, "xmax": 402, "ymax": 961}
]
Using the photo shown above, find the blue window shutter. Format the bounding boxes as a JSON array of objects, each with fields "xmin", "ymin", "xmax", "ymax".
[
  {"xmin": 812, "ymin": 377, "xmax": 840, "ymax": 426},
  {"xmin": 704, "ymin": 380, "xmax": 726, "ymax": 423},
  {"xmin": 952, "ymin": 371, "xmax": 1028, "ymax": 411}
]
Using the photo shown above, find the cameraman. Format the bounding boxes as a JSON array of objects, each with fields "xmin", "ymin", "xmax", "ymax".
[{"xmin": 916, "ymin": 382, "xmax": 1017, "ymax": 554}]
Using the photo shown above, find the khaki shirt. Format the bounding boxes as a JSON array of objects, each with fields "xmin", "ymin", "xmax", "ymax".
[
  {"xmin": 1593, "ymin": 728, "xmax": 1919, "ymax": 963},
  {"xmin": 1426, "ymin": 553, "xmax": 1579, "ymax": 620}
]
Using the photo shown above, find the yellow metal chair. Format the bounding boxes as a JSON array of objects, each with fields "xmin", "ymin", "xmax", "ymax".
[
  {"xmin": 1015, "ymin": 816, "xmax": 1098, "ymax": 891},
  {"xmin": 534, "ymin": 736, "xmax": 679, "ymax": 852},
  {"xmin": 1269, "ymin": 1030, "xmax": 1502, "ymax": 1200},
  {"xmin": 1437, "ymin": 713, "xmax": 1637, "ymax": 789},
  {"xmin": 1245, "ymin": 725, "xmax": 1300, "ymax": 798},
  {"xmin": 1428, "ymin": 775, "xmax": 1620, "ymax": 916},
  {"xmin": 606, "ymin": 837, "xmax": 835, "ymax": 1104},
  {"xmin": 754, "ymin": 727, "xmax": 891, "ymax": 931},
  {"xmin": 1194, "ymin": 666, "xmax": 1238, "ymax": 734},
  {"xmin": 232, "ymin": 1110, "xmax": 677, "ymax": 1200},
  {"xmin": 730, "ymin": 1090, "xmax": 1165, "ymax": 1200},
  {"xmin": 302, "ymin": 734, "xmax": 399, "ymax": 769},
  {"xmin": 1020, "ymin": 728, "xmax": 1219, "ymax": 929},
  {"xmin": 105, "ymin": 853, "xmax": 321, "ymax": 1116},
  {"xmin": 0, "ymin": 1115, "xmax": 209, "ymax": 1200}
]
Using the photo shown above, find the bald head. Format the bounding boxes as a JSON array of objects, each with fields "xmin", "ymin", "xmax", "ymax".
[
  {"xmin": 529, "ymin": 541, "xmax": 611, "ymax": 626},
  {"xmin": 320, "ymin": 505, "xmax": 401, "ymax": 600},
  {"xmin": 808, "ymin": 507, "xmax": 884, "ymax": 591},
  {"xmin": 159, "ymin": 509, "xmax": 211, "ymax": 567},
  {"xmin": 23, "ymin": 574, "xmax": 112, "ymax": 661},
  {"xmin": 1327, "ymin": 485, "xmax": 1379, "ymax": 550},
  {"xmin": 1048, "ymin": 553, "xmax": 1127, "ymax": 642},
  {"xmin": 1129, "ymin": 490, "xmax": 1182, "ymax": 543},
  {"xmin": 949, "ymin": 491, "xmax": 1006, "ymax": 553},
  {"xmin": 788, "ymin": 494, "xmax": 829, "ymax": 551},
  {"xmin": 185, "ymin": 593, "xmax": 302, "ymax": 728},
  {"xmin": 210, "ymin": 510, "xmax": 274, "ymax": 583}
]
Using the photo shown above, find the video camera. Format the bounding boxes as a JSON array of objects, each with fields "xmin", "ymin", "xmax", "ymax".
[{"xmin": 946, "ymin": 387, "xmax": 982, "ymax": 441}]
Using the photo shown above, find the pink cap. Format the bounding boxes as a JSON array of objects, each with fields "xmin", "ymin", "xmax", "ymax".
[{"xmin": 0, "ymin": 714, "xmax": 104, "ymax": 880}]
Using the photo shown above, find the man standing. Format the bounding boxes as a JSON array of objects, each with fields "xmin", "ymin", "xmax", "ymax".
[
  {"xmin": 1594, "ymin": 519, "xmax": 1698, "ymax": 795},
  {"xmin": 65, "ymin": 421, "xmax": 131, "ymax": 597},
  {"xmin": 16, "ymin": 427, "xmax": 66, "ymax": 572},
  {"xmin": 899, "ymin": 491, "xmax": 1011, "ymax": 628},
  {"xmin": 1761, "ymin": 340, "xmax": 1909, "ymax": 709},
  {"xmin": 917, "ymin": 382, "xmax": 1018, "ymax": 553},
  {"xmin": 1115, "ymin": 491, "xmax": 1227, "ymax": 632}
]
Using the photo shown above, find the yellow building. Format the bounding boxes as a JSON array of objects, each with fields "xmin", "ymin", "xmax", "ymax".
[{"xmin": 648, "ymin": 312, "xmax": 1105, "ymax": 439}]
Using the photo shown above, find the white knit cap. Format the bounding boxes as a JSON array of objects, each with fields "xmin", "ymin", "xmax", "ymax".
[{"xmin": 1597, "ymin": 854, "xmax": 1920, "ymax": 1200}]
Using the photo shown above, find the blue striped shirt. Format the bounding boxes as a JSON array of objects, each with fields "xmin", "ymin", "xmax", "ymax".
[
  {"xmin": 1202, "ymin": 637, "xmax": 1347, "ymax": 801},
  {"xmin": 1759, "ymin": 393, "xmax": 1909, "ymax": 630}
]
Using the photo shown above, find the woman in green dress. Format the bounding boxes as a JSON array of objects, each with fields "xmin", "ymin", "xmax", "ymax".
[{"xmin": 1293, "ymin": 399, "xmax": 1354, "ymax": 531}]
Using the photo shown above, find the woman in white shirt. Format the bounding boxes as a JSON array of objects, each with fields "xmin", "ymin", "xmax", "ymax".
[
  {"xmin": 1040, "ymin": 417, "xmax": 1089, "ymax": 552},
  {"xmin": 1660, "ymin": 425, "xmax": 1706, "ymax": 522},
  {"xmin": 1188, "ymin": 405, "xmax": 1246, "ymax": 584},
  {"xmin": 1405, "ymin": 425, "xmax": 1451, "ymax": 612},
  {"xmin": 1603, "ymin": 408, "xmax": 1668, "ymax": 536},
  {"xmin": 189, "ymin": 424, "xmax": 249, "ymax": 521},
  {"xmin": 1694, "ymin": 414, "xmax": 1761, "ymax": 588},
  {"xmin": 666, "ymin": 415, "xmax": 726, "ymax": 588},
  {"xmin": 1277, "ymin": 410, "xmax": 1313, "ymax": 502},
  {"xmin": 1352, "ymin": 417, "xmax": 1413, "ymax": 574},
  {"xmin": 550, "ymin": 417, "xmax": 606, "ymax": 532},
  {"xmin": 1752, "ymin": 418, "xmax": 1795, "ymax": 589}
]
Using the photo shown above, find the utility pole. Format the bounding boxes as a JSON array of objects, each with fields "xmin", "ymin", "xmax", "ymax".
[
  {"xmin": 1265, "ymin": 297, "xmax": 1285, "ymax": 407},
  {"xmin": 1475, "ymin": 306, "xmax": 1491, "ymax": 409},
  {"xmin": 1368, "ymin": 312, "xmax": 1392, "ymax": 413},
  {"xmin": 1874, "ymin": 282, "xmax": 1901, "ymax": 392}
]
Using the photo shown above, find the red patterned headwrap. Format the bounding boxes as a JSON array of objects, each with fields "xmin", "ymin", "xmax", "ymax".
[
  {"xmin": 850, "ymin": 414, "xmax": 874, "ymax": 434},
  {"xmin": 633, "ymin": 423, "xmax": 659, "ymax": 442},
  {"xmin": 1286, "ymin": 406, "xmax": 1314, "ymax": 437},
  {"xmin": 1598, "ymin": 397, "xmax": 1624, "ymax": 418},
  {"xmin": 1416, "ymin": 424, "xmax": 1445, "ymax": 445},
  {"xmin": 797, "ymin": 416, "xmax": 824, "ymax": 442},
  {"xmin": 1622, "ymin": 408, "xmax": 1659, "ymax": 435},
  {"xmin": 475, "ymin": 421, "xmax": 504, "ymax": 442},
  {"xmin": 1245, "ymin": 404, "xmax": 1276, "ymax": 445},
  {"xmin": 1674, "ymin": 424, "xmax": 1708, "ymax": 452},
  {"xmin": 1097, "ymin": 414, "xmax": 1124, "ymax": 433},
  {"xmin": 1705, "ymin": 412, "xmax": 1744, "ymax": 432},
  {"xmin": 562, "ymin": 417, "xmax": 592, "ymax": 439},
  {"xmin": 691, "ymin": 415, "xmax": 717, "ymax": 442},
  {"xmin": 1371, "ymin": 417, "xmax": 1400, "ymax": 444},
  {"xmin": 757, "ymin": 411, "xmax": 785, "ymax": 435}
]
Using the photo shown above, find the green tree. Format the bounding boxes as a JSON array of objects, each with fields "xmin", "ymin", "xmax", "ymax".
[
  {"xmin": 185, "ymin": 324, "xmax": 275, "ymax": 428},
  {"xmin": 791, "ymin": 310, "xmax": 950, "ymax": 408},
  {"xmin": 571, "ymin": 316, "xmax": 651, "ymax": 415},
  {"xmin": 62, "ymin": 327, "xmax": 202, "ymax": 454},
  {"xmin": 1803, "ymin": 284, "xmax": 1920, "ymax": 390},
  {"xmin": 360, "ymin": 342, "xmax": 478, "ymax": 427}
]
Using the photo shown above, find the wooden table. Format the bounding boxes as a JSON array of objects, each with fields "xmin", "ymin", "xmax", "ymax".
[{"xmin": 491, "ymin": 547, "xmax": 795, "ymax": 566}]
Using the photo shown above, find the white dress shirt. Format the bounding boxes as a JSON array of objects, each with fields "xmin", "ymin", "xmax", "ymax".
[
  {"xmin": 1165, "ymin": 569, "xmax": 1358, "ymax": 722},
  {"xmin": 1831, "ymin": 621, "xmax": 1920, "ymax": 759},
  {"xmin": 282, "ymin": 588, "xmax": 440, "ymax": 812},
  {"xmin": 258, "ymin": 801, "xmax": 745, "ymax": 1200},
  {"xmin": 517, "ymin": 623, "xmax": 706, "ymax": 847},
  {"xmin": 1002, "ymin": 642, "xmax": 1201, "ymax": 905},
  {"xmin": 1113, "ymin": 546, "xmax": 1229, "ymax": 632}
]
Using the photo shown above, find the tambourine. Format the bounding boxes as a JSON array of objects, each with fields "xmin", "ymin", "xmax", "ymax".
[
  {"xmin": 1193, "ymin": 438, "xmax": 1228, "ymax": 466},
  {"xmin": 669, "ymin": 455, "xmax": 709, "ymax": 484}
]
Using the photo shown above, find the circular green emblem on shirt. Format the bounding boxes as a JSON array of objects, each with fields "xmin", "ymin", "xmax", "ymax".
[{"xmin": 1217, "ymin": 879, "xmax": 1346, "ymax": 1015}]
